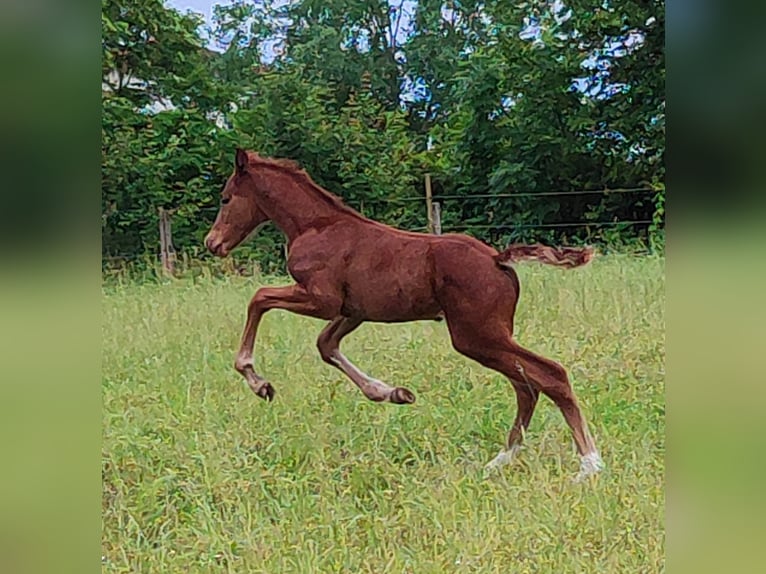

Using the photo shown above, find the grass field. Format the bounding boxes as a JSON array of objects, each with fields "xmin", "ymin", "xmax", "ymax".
[{"xmin": 102, "ymin": 254, "xmax": 665, "ymax": 573}]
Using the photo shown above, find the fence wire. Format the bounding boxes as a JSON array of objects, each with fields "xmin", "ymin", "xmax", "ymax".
[
  {"xmin": 173, "ymin": 186, "xmax": 656, "ymax": 213},
  {"xmin": 104, "ymin": 187, "xmax": 660, "ymax": 261}
]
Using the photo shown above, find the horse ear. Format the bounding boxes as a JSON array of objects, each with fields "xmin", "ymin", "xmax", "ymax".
[{"xmin": 235, "ymin": 148, "xmax": 248, "ymax": 174}]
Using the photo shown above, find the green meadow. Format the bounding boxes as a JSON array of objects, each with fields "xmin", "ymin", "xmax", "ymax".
[{"xmin": 102, "ymin": 255, "xmax": 664, "ymax": 573}]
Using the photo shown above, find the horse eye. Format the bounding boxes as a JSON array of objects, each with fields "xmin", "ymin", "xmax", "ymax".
[{"xmin": 221, "ymin": 197, "xmax": 231, "ymax": 205}]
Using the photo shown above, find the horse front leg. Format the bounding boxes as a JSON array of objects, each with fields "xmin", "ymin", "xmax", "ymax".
[{"xmin": 234, "ymin": 284, "xmax": 323, "ymax": 401}]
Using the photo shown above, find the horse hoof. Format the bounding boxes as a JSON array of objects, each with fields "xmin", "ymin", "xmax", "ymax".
[
  {"xmin": 390, "ymin": 387, "xmax": 416, "ymax": 404},
  {"xmin": 256, "ymin": 382, "xmax": 275, "ymax": 402},
  {"xmin": 573, "ymin": 452, "xmax": 604, "ymax": 483},
  {"xmin": 483, "ymin": 445, "xmax": 522, "ymax": 476}
]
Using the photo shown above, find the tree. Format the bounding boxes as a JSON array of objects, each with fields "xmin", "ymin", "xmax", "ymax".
[
  {"xmin": 102, "ymin": 0, "xmax": 237, "ymax": 257},
  {"xmin": 101, "ymin": 0, "xmax": 665, "ymax": 266}
]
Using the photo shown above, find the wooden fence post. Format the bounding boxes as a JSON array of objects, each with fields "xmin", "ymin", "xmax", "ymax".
[
  {"xmin": 432, "ymin": 202, "xmax": 442, "ymax": 235},
  {"xmin": 424, "ymin": 173, "xmax": 434, "ymax": 234},
  {"xmin": 158, "ymin": 207, "xmax": 176, "ymax": 276}
]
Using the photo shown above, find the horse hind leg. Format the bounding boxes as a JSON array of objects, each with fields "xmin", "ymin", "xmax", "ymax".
[
  {"xmin": 484, "ymin": 383, "xmax": 539, "ymax": 472},
  {"xmin": 501, "ymin": 342, "xmax": 603, "ymax": 481},
  {"xmin": 448, "ymin": 320, "xmax": 602, "ymax": 480},
  {"xmin": 316, "ymin": 317, "xmax": 416, "ymax": 404},
  {"xmin": 444, "ymin": 323, "xmax": 535, "ymax": 472}
]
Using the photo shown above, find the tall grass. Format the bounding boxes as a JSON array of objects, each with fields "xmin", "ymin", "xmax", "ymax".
[{"xmin": 102, "ymin": 255, "xmax": 664, "ymax": 573}]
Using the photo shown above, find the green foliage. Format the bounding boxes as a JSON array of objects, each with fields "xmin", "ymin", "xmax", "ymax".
[
  {"xmin": 102, "ymin": 0, "xmax": 665, "ymax": 264},
  {"xmin": 649, "ymin": 182, "xmax": 665, "ymax": 253},
  {"xmin": 102, "ymin": 99, "xmax": 239, "ymax": 256}
]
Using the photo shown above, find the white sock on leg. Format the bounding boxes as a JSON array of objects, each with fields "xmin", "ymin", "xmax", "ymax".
[
  {"xmin": 484, "ymin": 444, "xmax": 522, "ymax": 474},
  {"xmin": 574, "ymin": 450, "xmax": 604, "ymax": 482}
]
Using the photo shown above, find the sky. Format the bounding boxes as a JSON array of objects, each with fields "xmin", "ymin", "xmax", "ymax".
[{"xmin": 166, "ymin": 0, "xmax": 224, "ymax": 24}]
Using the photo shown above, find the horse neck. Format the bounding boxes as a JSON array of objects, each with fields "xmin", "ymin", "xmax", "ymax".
[{"xmin": 253, "ymin": 168, "xmax": 349, "ymax": 242}]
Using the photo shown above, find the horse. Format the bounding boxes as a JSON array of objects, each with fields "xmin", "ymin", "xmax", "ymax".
[{"xmin": 204, "ymin": 149, "xmax": 603, "ymax": 481}]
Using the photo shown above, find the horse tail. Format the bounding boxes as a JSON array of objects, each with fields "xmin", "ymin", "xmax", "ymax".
[{"xmin": 494, "ymin": 243, "xmax": 595, "ymax": 270}]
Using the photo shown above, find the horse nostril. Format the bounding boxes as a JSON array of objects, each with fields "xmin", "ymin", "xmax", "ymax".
[{"xmin": 205, "ymin": 235, "xmax": 219, "ymax": 254}]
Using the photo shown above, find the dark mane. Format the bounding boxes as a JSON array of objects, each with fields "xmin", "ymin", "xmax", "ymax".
[{"xmin": 247, "ymin": 152, "xmax": 365, "ymax": 219}]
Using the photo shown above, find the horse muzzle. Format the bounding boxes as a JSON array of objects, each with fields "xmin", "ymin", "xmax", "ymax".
[{"xmin": 204, "ymin": 233, "xmax": 228, "ymax": 257}]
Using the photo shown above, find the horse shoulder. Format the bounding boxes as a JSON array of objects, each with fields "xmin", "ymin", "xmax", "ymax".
[{"xmin": 286, "ymin": 225, "xmax": 355, "ymax": 279}]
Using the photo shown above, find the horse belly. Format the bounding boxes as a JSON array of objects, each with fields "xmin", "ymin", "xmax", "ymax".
[{"xmin": 343, "ymin": 253, "xmax": 439, "ymax": 321}]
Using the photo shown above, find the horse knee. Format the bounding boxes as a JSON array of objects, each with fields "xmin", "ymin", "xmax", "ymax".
[
  {"xmin": 536, "ymin": 365, "xmax": 575, "ymax": 403},
  {"xmin": 539, "ymin": 361, "xmax": 569, "ymax": 387},
  {"xmin": 544, "ymin": 382, "xmax": 575, "ymax": 405},
  {"xmin": 316, "ymin": 334, "xmax": 335, "ymax": 365},
  {"xmin": 509, "ymin": 352, "xmax": 571, "ymax": 392},
  {"xmin": 248, "ymin": 288, "xmax": 271, "ymax": 313}
]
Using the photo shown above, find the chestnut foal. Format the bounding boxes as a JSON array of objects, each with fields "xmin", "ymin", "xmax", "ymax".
[{"xmin": 204, "ymin": 149, "xmax": 603, "ymax": 480}]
